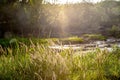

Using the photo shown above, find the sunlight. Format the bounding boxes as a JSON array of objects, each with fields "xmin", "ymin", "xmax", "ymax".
[
  {"xmin": 58, "ymin": 0, "xmax": 80, "ymax": 4},
  {"xmin": 44, "ymin": 0, "xmax": 102, "ymax": 4}
]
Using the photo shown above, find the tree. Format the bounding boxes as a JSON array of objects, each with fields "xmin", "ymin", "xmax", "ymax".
[
  {"xmin": 0, "ymin": 0, "xmax": 44, "ymax": 38},
  {"xmin": 109, "ymin": 25, "xmax": 120, "ymax": 38}
]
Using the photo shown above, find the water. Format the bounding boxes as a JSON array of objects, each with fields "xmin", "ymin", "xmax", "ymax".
[
  {"xmin": 49, "ymin": 40, "xmax": 120, "ymax": 52},
  {"xmin": 49, "ymin": 45, "xmax": 81, "ymax": 50}
]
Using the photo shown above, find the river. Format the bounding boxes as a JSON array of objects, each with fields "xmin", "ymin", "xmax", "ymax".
[{"xmin": 49, "ymin": 39, "xmax": 120, "ymax": 52}]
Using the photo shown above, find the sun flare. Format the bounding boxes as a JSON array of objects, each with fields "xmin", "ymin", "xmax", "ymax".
[
  {"xmin": 44, "ymin": 0, "xmax": 101, "ymax": 4},
  {"xmin": 58, "ymin": 0, "xmax": 80, "ymax": 4}
]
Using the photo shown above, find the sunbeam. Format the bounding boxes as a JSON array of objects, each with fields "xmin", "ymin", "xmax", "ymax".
[{"xmin": 44, "ymin": 0, "xmax": 101, "ymax": 4}]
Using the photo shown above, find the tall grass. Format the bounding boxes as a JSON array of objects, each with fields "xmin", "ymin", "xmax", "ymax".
[{"xmin": 0, "ymin": 43, "xmax": 120, "ymax": 80}]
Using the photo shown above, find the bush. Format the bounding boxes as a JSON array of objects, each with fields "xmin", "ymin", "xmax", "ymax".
[
  {"xmin": 0, "ymin": 38, "xmax": 48, "ymax": 47},
  {"xmin": 109, "ymin": 25, "xmax": 120, "ymax": 38},
  {"xmin": 60, "ymin": 36, "xmax": 84, "ymax": 44},
  {"xmin": 46, "ymin": 37, "xmax": 84, "ymax": 45},
  {"xmin": 83, "ymin": 34, "xmax": 106, "ymax": 41}
]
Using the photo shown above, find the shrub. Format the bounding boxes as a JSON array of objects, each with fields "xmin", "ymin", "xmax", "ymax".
[
  {"xmin": 83, "ymin": 34, "xmax": 106, "ymax": 41},
  {"xmin": 0, "ymin": 38, "xmax": 48, "ymax": 47},
  {"xmin": 60, "ymin": 36, "xmax": 84, "ymax": 44},
  {"xmin": 109, "ymin": 25, "xmax": 120, "ymax": 38}
]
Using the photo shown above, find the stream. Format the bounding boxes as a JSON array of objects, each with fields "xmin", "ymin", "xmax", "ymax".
[{"xmin": 49, "ymin": 38, "xmax": 120, "ymax": 52}]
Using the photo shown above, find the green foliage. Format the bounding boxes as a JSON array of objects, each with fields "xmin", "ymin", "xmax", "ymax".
[
  {"xmin": 0, "ymin": 39, "xmax": 10, "ymax": 47},
  {"xmin": 83, "ymin": 34, "xmax": 106, "ymax": 41},
  {"xmin": 0, "ymin": 1, "xmax": 120, "ymax": 37},
  {"xmin": 46, "ymin": 37, "xmax": 84, "ymax": 45},
  {"xmin": 109, "ymin": 25, "xmax": 120, "ymax": 38},
  {"xmin": 0, "ymin": 44, "xmax": 70, "ymax": 80},
  {"xmin": 0, "ymin": 38, "xmax": 48, "ymax": 47},
  {"xmin": 60, "ymin": 37, "xmax": 84, "ymax": 44},
  {"xmin": 0, "ymin": 43, "xmax": 120, "ymax": 80}
]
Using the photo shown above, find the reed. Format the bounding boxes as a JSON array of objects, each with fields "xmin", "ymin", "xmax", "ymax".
[{"xmin": 0, "ymin": 43, "xmax": 120, "ymax": 80}]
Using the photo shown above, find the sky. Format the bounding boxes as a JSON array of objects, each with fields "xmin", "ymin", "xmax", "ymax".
[{"xmin": 44, "ymin": 0, "xmax": 102, "ymax": 4}]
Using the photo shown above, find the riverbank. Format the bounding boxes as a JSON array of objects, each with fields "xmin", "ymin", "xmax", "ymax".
[
  {"xmin": 49, "ymin": 38, "xmax": 120, "ymax": 52},
  {"xmin": 0, "ymin": 37, "xmax": 120, "ymax": 80}
]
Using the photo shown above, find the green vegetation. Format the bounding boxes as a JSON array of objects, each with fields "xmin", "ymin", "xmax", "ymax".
[
  {"xmin": 0, "ymin": 0, "xmax": 120, "ymax": 79},
  {"xmin": 0, "ymin": 0, "xmax": 120, "ymax": 38},
  {"xmin": 48, "ymin": 35, "xmax": 107, "ymax": 45},
  {"xmin": 83, "ymin": 34, "xmax": 106, "ymax": 41},
  {"xmin": 0, "ymin": 42, "xmax": 120, "ymax": 80},
  {"xmin": 0, "ymin": 38, "xmax": 48, "ymax": 47},
  {"xmin": 0, "ymin": 37, "xmax": 83, "ymax": 47},
  {"xmin": 60, "ymin": 37, "xmax": 84, "ymax": 44},
  {"xmin": 109, "ymin": 25, "xmax": 120, "ymax": 38},
  {"xmin": 47, "ymin": 37, "xmax": 84, "ymax": 45}
]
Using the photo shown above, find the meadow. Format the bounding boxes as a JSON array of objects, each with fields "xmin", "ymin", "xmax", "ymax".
[
  {"xmin": 0, "ymin": 38, "xmax": 120, "ymax": 80},
  {"xmin": 1, "ymin": 0, "xmax": 120, "ymax": 80}
]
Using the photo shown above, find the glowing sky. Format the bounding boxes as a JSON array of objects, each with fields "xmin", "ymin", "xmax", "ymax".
[
  {"xmin": 58, "ymin": 0, "xmax": 101, "ymax": 4},
  {"xmin": 45, "ymin": 0, "xmax": 102, "ymax": 4}
]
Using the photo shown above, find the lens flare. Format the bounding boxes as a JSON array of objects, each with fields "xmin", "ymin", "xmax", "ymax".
[
  {"xmin": 58, "ymin": 0, "xmax": 80, "ymax": 4},
  {"xmin": 44, "ymin": 0, "xmax": 101, "ymax": 4}
]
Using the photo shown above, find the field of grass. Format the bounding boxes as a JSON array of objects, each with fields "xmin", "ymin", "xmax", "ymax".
[{"xmin": 0, "ymin": 39, "xmax": 120, "ymax": 80}]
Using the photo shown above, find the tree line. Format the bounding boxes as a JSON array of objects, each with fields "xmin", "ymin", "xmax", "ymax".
[{"xmin": 0, "ymin": 0, "xmax": 120, "ymax": 38}]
